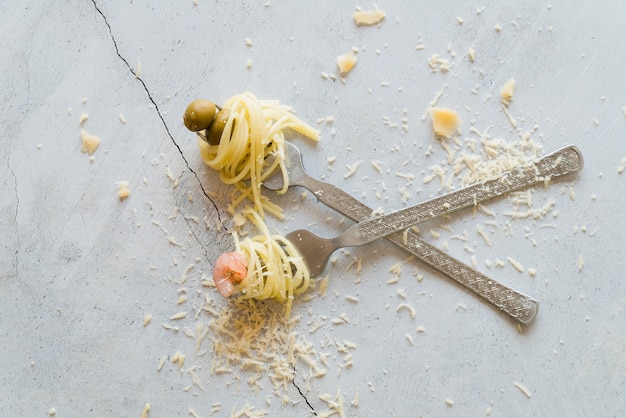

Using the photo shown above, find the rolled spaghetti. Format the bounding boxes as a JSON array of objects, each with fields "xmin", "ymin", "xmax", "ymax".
[
  {"xmin": 197, "ymin": 92, "xmax": 320, "ymax": 218},
  {"xmin": 213, "ymin": 209, "xmax": 311, "ymax": 318}
]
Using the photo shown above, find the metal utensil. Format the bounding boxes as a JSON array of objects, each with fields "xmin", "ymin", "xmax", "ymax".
[{"xmin": 265, "ymin": 142, "xmax": 583, "ymax": 324}]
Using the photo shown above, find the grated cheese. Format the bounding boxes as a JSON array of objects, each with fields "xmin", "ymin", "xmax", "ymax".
[
  {"xmin": 353, "ymin": 8, "xmax": 386, "ymax": 26},
  {"xmin": 140, "ymin": 403, "xmax": 150, "ymax": 418},
  {"xmin": 143, "ymin": 314, "xmax": 152, "ymax": 327},
  {"xmin": 351, "ymin": 386, "xmax": 359, "ymax": 407},
  {"xmin": 172, "ymin": 351, "xmax": 186, "ymax": 370},
  {"xmin": 231, "ymin": 403, "xmax": 269, "ymax": 418},
  {"xmin": 396, "ymin": 303, "xmax": 416, "ymax": 319},
  {"xmin": 476, "ymin": 225, "xmax": 492, "ymax": 246},
  {"xmin": 468, "ymin": 46, "xmax": 476, "ymax": 62},
  {"xmin": 428, "ymin": 54, "xmax": 450, "ymax": 72},
  {"xmin": 578, "ymin": 254, "xmax": 584, "ymax": 271},
  {"xmin": 500, "ymin": 78, "xmax": 516, "ymax": 106},
  {"xmin": 345, "ymin": 295, "xmax": 360, "ymax": 303},
  {"xmin": 116, "ymin": 181, "xmax": 130, "ymax": 200},
  {"xmin": 618, "ymin": 158, "xmax": 626, "ymax": 174},
  {"xmin": 170, "ymin": 312, "xmax": 187, "ymax": 320},
  {"xmin": 344, "ymin": 161, "xmax": 361, "ymax": 178},
  {"xmin": 514, "ymin": 382, "xmax": 533, "ymax": 398},
  {"xmin": 429, "ymin": 108, "xmax": 460, "ymax": 138},
  {"xmin": 507, "ymin": 257, "xmax": 524, "ymax": 272},
  {"xmin": 157, "ymin": 356, "xmax": 166, "ymax": 372},
  {"xmin": 337, "ymin": 51, "xmax": 358, "ymax": 76},
  {"xmin": 80, "ymin": 128, "xmax": 100, "ymax": 155}
]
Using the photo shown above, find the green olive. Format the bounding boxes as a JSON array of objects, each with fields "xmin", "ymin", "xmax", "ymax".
[
  {"xmin": 183, "ymin": 99, "xmax": 217, "ymax": 132},
  {"xmin": 206, "ymin": 108, "xmax": 231, "ymax": 145}
]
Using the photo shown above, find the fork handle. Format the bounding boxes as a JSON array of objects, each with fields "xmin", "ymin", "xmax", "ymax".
[
  {"xmin": 302, "ymin": 145, "xmax": 584, "ymax": 324},
  {"xmin": 340, "ymin": 145, "xmax": 583, "ymax": 247},
  {"xmin": 304, "ymin": 175, "xmax": 538, "ymax": 324}
]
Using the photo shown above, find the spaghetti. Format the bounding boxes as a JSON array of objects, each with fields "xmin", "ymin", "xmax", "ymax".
[
  {"xmin": 213, "ymin": 209, "xmax": 311, "ymax": 318},
  {"xmin": 185, "ymin": 93, "xmax": 318, "ymax": 316},
  {"xmin": 196, "ymin": 92, "xmax": 320, "ymax": 218}
]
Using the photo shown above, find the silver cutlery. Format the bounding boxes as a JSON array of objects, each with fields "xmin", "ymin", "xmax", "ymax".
[{"xmin": 265, "ymin": 142, "xmax": 583, "ymax": 325}]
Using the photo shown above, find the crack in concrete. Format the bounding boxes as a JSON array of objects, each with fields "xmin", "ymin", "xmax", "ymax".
[
  {"xmin": 292, "ymin": 366, "xmax": 317, "ymax": 416},
  {"xmin": 7, "ymin": 153, "xmax": 20, "ymax": 281},
  {"xmin": 89, "ymin": 0, "xmax": 224, "ymax": 234},
  {"xmin": 89, "ymin": 3, "xmax": 317, "ymax": 415}
]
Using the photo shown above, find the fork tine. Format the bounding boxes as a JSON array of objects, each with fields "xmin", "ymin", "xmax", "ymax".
[
  {"xmin": 264, "ymin": 142, "xmax": 301, "ymax": 191},
  {"xmin": 286, "ymin": 229, "xmax": 335, "ymax": 277}
]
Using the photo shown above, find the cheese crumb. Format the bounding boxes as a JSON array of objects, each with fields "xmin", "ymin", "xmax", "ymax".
[
  {"xmin": 428, "ymin": 54, "xmax": 450, "ymax": 72},
  {"xmin": 140, "ymin": 403, "xmax": 150, "ymax": 418},
  {"xmin": 617, "ymin": 158, "xmax": 626, "ymax": 174},
  {"xmin": 118, "ymin": 114, "xmax": 127, "ymax": 124},
  {"xmin": 468, "ymin": 46, "xmax": 476, "ymax": 62},
  {"xmin": 514, "ymin": 382, "xmax": 533, "ymax": 398},
  {"xmin": 116, "ymin": 181, "xmax": 130, "ymax": 200},
  {"xmin": 79, "ymin": 113, "xmax": 89, "ymax": 125},
  {"xmin": 143, "ymin": 314, "xmax": 152, "ymax": 327},
  {"xmin": 507, "ymin": 257, "xmax": 524, "ymax": 272},
  {"xmin": 48, "ymin": 408, "xmax": 56, "ymax": 416},
  {"xmin": 345, "ymin": 295, "xmax": 360, "ymax": 303},
  {"xmin": 396, "ymin": 303, "xmax": 416, "ymax": 319},
  {"xmin": 429, "ymin": 107, "xmax": 460, "ymax": 138},
  {"xmin": 476, "ymin": 225, "xmax": 492, "ymax": 246},
  {"xmin": 172, "ymin": 351, "xmax": 186, "ymax": 370},
  {"xmin": 500, "ymin": 78, "xmax": 516, "ymax": 106},
  {"xmin": 353, "ymin": 9, "xmax": 386, "ymax": 26},
  {"xmin": 337, "ymin": 51, "xmax": 358, "ymax": 76},
  {"xmin": 170, "ymin": 311, "xmax": 187, "ymax": 320},
  {"xmin": 80, "ymin": 128, "xmax": 101, "ymax": 155},
  {"xmin": 445, "ymin": 398, "xmax": 455, "ymax": 406},
  {"xmin": 578, "ymin": 254, "xmax": 584, "ymax": 271},
  {"xmin": 344, "ymin": 161, "xmax": 361, "ymax": 178}
]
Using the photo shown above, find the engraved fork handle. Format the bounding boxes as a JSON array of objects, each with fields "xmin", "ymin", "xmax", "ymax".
[
  {"xmin": 338, "ymin": 145, "xmax": 583, "ymax": 247},
  {"xmin": 302, "ymin": 145, "xmax": 582, "ymax": 324},
  {"xmin": 303, "ymin": 177, "xmax": 539, "ymax": 325}
]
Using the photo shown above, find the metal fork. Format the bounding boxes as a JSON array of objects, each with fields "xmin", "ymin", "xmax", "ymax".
[{"xmin": 265, "ymin": 142, "xmax": 583, "ymax": 324}]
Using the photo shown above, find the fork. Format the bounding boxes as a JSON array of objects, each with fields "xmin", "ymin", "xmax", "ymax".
[{"xmin": 265, "ymin": 142, "xmax": 583, "ymax": 324}]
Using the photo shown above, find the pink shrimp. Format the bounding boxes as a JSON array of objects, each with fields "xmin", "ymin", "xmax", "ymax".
[{"xmin": 213, "ymin": 251, "xmax": 248, "ymax": 297}]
